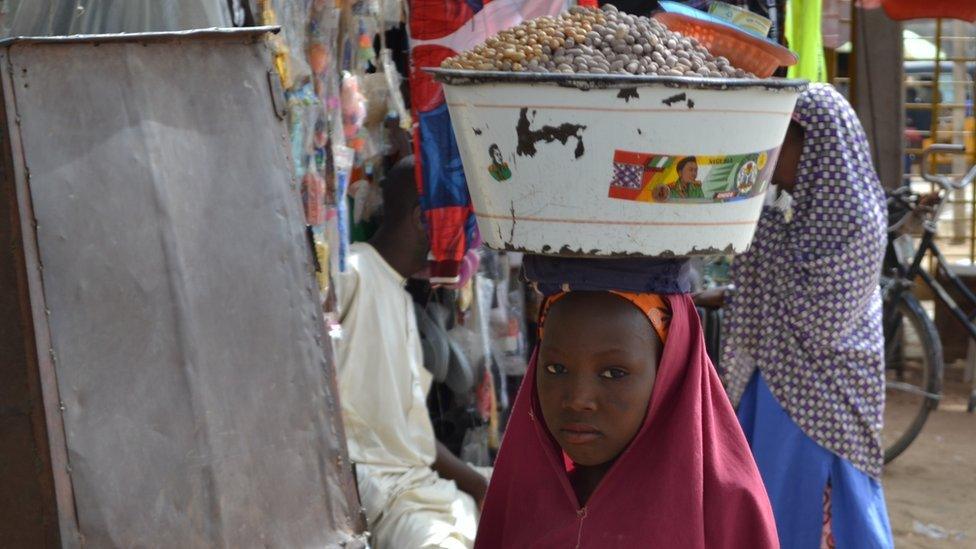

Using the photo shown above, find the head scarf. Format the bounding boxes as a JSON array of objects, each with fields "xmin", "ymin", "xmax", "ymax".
[
  {"xmin": 541, "ymin": 291, "xmax": 671, "ymax": 342},
  {"xmin": 476, "ymin": 289, "xmax": 778, "ymax": 548},
  {"xmin": 721, "ymin": 84, "xmax": 888, "ymax": 478}
]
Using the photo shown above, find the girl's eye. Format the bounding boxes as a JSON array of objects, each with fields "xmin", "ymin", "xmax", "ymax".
[
  {"xmin": 545, "ymin": 364, "xmax": 567, "ymax": 375},
  {"xmin": 600, "ymin": 368, "xmax": 628, "ymax": 379}
]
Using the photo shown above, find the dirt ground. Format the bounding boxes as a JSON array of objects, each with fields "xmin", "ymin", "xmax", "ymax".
[{"xmin": 884, "ymin": 374, "xmax": 976, "ymax": 548}]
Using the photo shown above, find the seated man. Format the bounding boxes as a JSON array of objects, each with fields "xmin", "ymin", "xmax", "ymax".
[{"xmin": 334, "ymin": 156, "xmax": 488, "ymax": 549}]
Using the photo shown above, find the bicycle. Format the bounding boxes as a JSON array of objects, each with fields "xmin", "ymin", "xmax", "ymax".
[{"xmin": 881, "ymin": 144, "xmax": 976, "ymax": 464}]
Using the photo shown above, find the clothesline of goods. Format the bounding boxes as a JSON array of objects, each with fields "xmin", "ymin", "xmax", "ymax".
[
  {"xmin": 256, "ymin": 0, "xmax": 538, "ymax": 457},
  {"xmin": 257, "ymin": 0, "xmax": 411, "ymax": 317}
]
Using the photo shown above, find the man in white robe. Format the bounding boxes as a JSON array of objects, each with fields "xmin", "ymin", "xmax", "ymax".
[{"xmin": 334, "ymin": 156, "xmax": 488, "ymax": 549}]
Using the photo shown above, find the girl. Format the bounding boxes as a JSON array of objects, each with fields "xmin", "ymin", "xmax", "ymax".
[
  {"xmin": 718, "ymin": 84, "xmax": 894, "ymax": 548},
  {"xmin": 476, "ymin": 257, "xmax": 778, "ymax": 548}
]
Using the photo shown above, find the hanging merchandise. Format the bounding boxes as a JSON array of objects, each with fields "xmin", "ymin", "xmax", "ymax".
[
  {"xmin": 259, "ymin": 2, "xmax": 342, "ymax": 259},
  {"xmin": 473, "ymin": 253, "xmax": 504, "ymax": 408},
  {"xmin": 312, "ymin": 228, "xmax": 332, "ymax": 302},
  {"xmin": 447, "ymin": 231, "xmax": 484, "ymax": 292},
  {"xmin": 252, "ymin": 0, "xmax": 413, "ymax": 304},
  {"xmin": 348, "ymin": 167, "xmax": 382, "ymax": 242},
  {"xmin": 357, "ymin": 18, "xmax": 379, "ymax": 67},
  {"xmin": 881, "ymin": 0, "xmax": 976, "ymax": 22},
  {"xmin": 303, "ymin": 159, "xmax": 328, "ymax": 226},
  {"xmin": 785, "ymin": 0, "xmax": 827, "ymax": 82},
  {"xmin": 341, "ymin": 72, "xmax": 368, "ymax": 152},
  {"xmin": 308, "ymin": 4, "xmax": 342, "ymax": 81},
  {"xmin": 349, "ymin": 175, "xmax": 383, "ymax": 227},
  {"xmin": 332, "ymin": 144, "xmax": 355, "ymax": 272},
  {"xmin": 488, "ymin": 253, "xmax": 529, "ymax": 379},
  {"xmin": 335, "ymin": 70, "xmax": 368, "ymax": 268},
  {"xmin": 450, "ymin": 274, "xmax": 494, "ymax": 395},
  {"xmin": 381, "ymin": 48, "xmax": 413, "ymax": 131},
  {"xmin": 436, "ymin": 270, "xmax": 500, "ymax": 461},
  {"xmin": 359, "ymin": 73, "xmax": 395, "ymax": 166},
  {"xmin": 344, "ymin": 0, "xmax": 384, "ymax": 72},
  {"xmin": 322, "ymin": 70, "xmax": 347, "ymax": 282},
  {"xmin": 258, "ymin": 0, "xmax": 314, "ymax": 89},
  {"xmin": 323, "ymin": 208, "xmax": 344, "ymax": 311},
  {"xmin": 287, "ymin": 82, "xmax": 319, "ymax": 180},
  {"xmin": 408, "ymin": 0, "xmax": 572, "ymax": 284},
  {"xmin": 460, "ymin": 422, "xmax": 492, "ymax": 466}
]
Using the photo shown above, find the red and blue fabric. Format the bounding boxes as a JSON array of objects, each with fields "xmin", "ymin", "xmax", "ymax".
[{"xmin": 408, "ymin": 0, "xmax": 570, "ymax": 283}]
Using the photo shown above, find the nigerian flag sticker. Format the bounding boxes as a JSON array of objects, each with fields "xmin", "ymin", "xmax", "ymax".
[{"xmin": 608, "ymin": 147, "xmax": 780, "ymax": 204}]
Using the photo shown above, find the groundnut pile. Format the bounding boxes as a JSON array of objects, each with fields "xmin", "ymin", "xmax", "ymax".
[{"xmin": 442, "ymin": 4, "xmax": 752, "ymax": 78}]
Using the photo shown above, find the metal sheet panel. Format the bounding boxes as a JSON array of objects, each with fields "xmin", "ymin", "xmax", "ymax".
[
  {"xmin": 2, "ymin": 29, "xmax": 363, "ymax": 547},
  {"xmin": 0, "ymin": 0, "xmax": 233, "ymax": 37}
]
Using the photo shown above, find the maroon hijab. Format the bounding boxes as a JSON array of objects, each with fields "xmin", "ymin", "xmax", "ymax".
[{"xmin": 475, "ymin": 294, "xmax": 778, "ymax": 548}]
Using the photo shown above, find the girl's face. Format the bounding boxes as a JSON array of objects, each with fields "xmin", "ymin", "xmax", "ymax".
[
  {"xmin": 772, "ymin": 122, "xmax": 804, "ymax": 192},
  {"xmin": 537, "ymin": 292, "xmax": 661, "ymax": 467}
]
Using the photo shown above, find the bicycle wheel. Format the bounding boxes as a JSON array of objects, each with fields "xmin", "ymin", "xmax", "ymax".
[{"xmin": 882, "ymin": 292, "xmax": 944, "ymax": 464}]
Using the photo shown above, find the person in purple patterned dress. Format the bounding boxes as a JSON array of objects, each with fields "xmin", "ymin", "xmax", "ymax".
[{"xmin": 699, "ymin": 84, "xmax": 894, "ymax": 548}]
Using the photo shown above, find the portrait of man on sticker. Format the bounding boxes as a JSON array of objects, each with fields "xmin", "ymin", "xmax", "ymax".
[{"xmin": 488, "ymin": 144, "xmax": 512, "ymax": 182}]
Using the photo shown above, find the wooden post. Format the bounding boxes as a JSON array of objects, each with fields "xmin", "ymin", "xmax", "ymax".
[{"xmin": 853, "ymin": 6, "xmax": 905, "ymax": 190}]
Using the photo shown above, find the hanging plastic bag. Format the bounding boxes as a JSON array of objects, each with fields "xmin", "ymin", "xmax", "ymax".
[
  {"xmin": 460, "ymin": 424, "xmax": 491, "ymax": 467},
  {"xmin": 303, "ymin": 159, "xmax": 327, "ymax": 226},
  {"xmin": 380, "ymin": 48, "xmax": 413, "ymax": 130},
  {"xmin": 332, "ymin": 145, "xmax": 355, "ymax": 272},
  {"xmin": 312, "ymin": 228, "xmax": 331, "ymax": 301},
  {"xmin": 379, "ymin": 0, "xmax": 404, "ymax": 29},
  {"xmin": 490, "ymin": 255, "xmax": 529, "ymax": 377}
]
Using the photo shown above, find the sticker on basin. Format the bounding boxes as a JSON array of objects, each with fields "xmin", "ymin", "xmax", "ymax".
[
  {"xmin": 487, "ymin": 143, "xmax": 512, "ymax": 182},
  {"xmin": 607, "ymin": 147, "xmax": 779, "ymax": 204}
]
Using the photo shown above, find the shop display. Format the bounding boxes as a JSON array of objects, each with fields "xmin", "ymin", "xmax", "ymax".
[{"xmin": 258, "ymin": 0, "xmax": 409, "ymax": 304}]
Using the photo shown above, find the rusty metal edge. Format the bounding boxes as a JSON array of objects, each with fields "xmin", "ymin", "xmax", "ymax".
[
  {"xmin": 276, "ymin": 108, "xmax": 367, "ymax": 542},
  {"xmin": 0, "ymin": 49, "xmax": 82, "ymax": 548},
  {"xmin": 494, "ymin": 241, "xmax": 740, "ymax": 257},
  {"xmin": 0, "ymin": 26, "xmax": 279, "ymax": 47},
  {"xmin": 427, "ymin": 67, "xmax": 808, "ymax": 92},
  {"xmin": 0, "ymin": 59, "xmax": 60, "ymax": 549}
]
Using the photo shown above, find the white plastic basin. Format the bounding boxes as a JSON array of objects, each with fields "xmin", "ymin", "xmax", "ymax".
[{"xmin": 433, "ymin": 69, "xmax": 806, "ymax": 257}]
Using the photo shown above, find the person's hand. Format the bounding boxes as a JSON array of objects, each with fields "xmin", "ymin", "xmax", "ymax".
[
  {"xmin": 693, "ymin": 287, "xmax": 728, "ymax": 309},
  {"xmin": 470, "ymin": 475, "xmax": 488, "ymax": 511},
  {"xmin": 433, "ymin": 441, "xmax": 489, "ymax": 510},
  {"xmin": 917, "ymin": 191, "xmax": 941, "ymax": 211}
]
